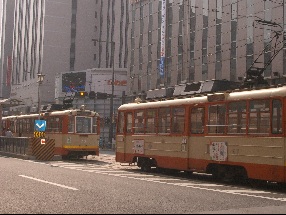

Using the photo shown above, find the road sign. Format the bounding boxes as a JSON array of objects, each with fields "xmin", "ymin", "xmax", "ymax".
[
  {"xmin": 41, "ymin": 139, "xmax": 46, "ymax": 145},
  {"xmin": 34, "ymin": 131, "xmax": 45, "ymax": 138},
  {"xmin": 35, "ymin": 120, "xmax": 47, "ymax": 132}
]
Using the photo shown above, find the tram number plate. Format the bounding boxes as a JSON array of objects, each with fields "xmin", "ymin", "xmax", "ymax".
[{"xmin": 34, "ymin": 131, "xmax": 46, "ymax": 138}]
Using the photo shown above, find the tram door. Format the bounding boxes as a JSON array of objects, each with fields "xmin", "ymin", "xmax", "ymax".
[{"xmin": 116, "ymin": 112, "xmax": 126, "ymax": 162}]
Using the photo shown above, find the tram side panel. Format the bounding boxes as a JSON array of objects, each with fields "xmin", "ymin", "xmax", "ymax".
[
  {"xmin": 188, "ymin": 136, "xmax": 285, "ymax": 182},
  {"xmin": 117, "ymin": 134, "xmax": 189, "ymax": 170}
]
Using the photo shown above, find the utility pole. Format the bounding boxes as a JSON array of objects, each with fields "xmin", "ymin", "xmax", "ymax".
[
  {"xmin": 37, "ymin": 73, "xmax": 45, "ymax": 119},
  {"xmin": 92, "ymin": 39, "xmax": 115, "ymax": 144}
]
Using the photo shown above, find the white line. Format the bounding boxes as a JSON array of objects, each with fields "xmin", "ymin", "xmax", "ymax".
[
  {"xmin": 225, "ymin": 190, "xmax": 271, "ymax": 194},
  {"xmin": 173, "ymin": 183, "xmax": 224, "ymax": 187},
  {"xmin": 19, "ymin": 175, "xmax": 78, "ymax": 191}
]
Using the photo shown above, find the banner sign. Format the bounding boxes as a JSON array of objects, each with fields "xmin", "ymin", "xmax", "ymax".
[{"xmin": 160, "ymin": 0, "xmax": 166, "ymax": 78}]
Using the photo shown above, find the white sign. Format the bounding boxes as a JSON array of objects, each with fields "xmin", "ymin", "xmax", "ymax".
[
  {"xmin": 133, "ymin": 139, "xmax": 144, "ymax": 154},
  {"xmin": 210, "ymin": 142, "xmax": 228, "ymax": 161},
  {"xmin": 41, "ymin": 139, "xmax": 46, "ymax": 145}
]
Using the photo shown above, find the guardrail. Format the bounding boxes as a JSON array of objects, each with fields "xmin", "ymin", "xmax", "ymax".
[{"xmin": 0, "ymin": 137, "xmax": 31, "ymax": 156}]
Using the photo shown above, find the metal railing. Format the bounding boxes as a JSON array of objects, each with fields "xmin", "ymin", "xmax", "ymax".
[{"xmin": 0, "ymin": 137, "xmax": 31, "ymax": 155}]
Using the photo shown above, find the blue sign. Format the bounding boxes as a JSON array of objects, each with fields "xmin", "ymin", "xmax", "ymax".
[
  {"xmin": 159, "ymin": 57, "xmax": 165, "ymax": 77},
  {"xmin": 35, "ymin": 120, "xmax": 47, "ymax": 132}
]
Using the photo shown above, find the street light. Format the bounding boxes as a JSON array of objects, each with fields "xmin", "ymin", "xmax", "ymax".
[
  {"xmin": 92, "ymin": 39, "xmax": 115, "ymax": 145},
  {"xmin": 37, "ymin": 73, "xmax": 45, "ymax": 119}
]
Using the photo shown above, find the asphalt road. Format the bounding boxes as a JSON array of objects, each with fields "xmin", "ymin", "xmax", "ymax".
[{"xmin": 1, "ymin": 153, "xmax": 286, "ymax": 214}]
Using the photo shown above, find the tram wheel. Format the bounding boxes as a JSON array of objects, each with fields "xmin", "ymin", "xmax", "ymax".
[
  {"xmin": 141, "ymin": 159, "xmax": 152, "ymax": 172},
  {"xmin": 62, "ymin": 155, "xmax": 69, "ymax": 160},
  {"xmin": 248, "ymin": 179, "xmax": 268, "ymax": 188}
]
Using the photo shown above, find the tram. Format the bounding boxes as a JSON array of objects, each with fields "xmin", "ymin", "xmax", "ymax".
[
  {"xmin": 2, "ymin": 106, "xmax": 101, "ymax": 159},
  {"xmin": 116, "ymin": 84, "xmax": 286, "ymax": 184}
]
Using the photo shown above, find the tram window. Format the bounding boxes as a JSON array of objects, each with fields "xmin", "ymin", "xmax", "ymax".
[
  {"xmin": 146, "ymin": 109, "xmax": 157, "ymax": 134},
  {"xmin": 47, "ymin": 117, "xmax": 62, "ymax": 133},
  {"xmin": 29, "ymin": 119, "xmax": 34, "ymax": 133},
  {"xmin": 172, "ymin": 107, "xmax": 185, "ymax": 134},
  {"xmin": 208, "ymin": 105, "xmax": 226, "ymax": 134},
  {"xmin": 227, "ymin": 101, "xmax": 247, "ymax": 134},
  {"xmin": 22, "ymin": 119, "xmax": 27, "ymax": 133},
  {"xmin": 272, "ymin": 100, "xmax": 282, "ymax": 134},
  {"xmin": 76, "ymin": 117, "xmax": 92, "ymax": 133},
  {"xmin": 117, "ymin": 112, "xmax": 124, "ymax": 134},
  {"xmin": 68, "ymin": 116, "xmax": 75, "ymax": 133},
  {"xmin": 158, "ymin": 108, "xmax": 171, "ymax": 134},
  {"xmin": 135, "ymin": 111, "xmax": 145, "ymax": 133},
  {"xmin": 92, "ymin": 117, "xmax": 98, "ymax": 134},
  {"xmin": 191, "ymin": 107, "xmax": 205, "ymax": 134},
  {"xmin": 249, "ymin": 100, "xmax": 270, "ymax": 134},
  {"xmin": 126, "ymin": 113, "xmax": 133, "ymax": 134}
]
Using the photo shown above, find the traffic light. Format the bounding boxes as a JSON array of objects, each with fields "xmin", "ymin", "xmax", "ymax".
[
  {"xmin": 89, "ymin": 91, "xmax": 96, "ymax": 99},
  {"xmin": 75, "ymin": 91, "xmax": 88, "ymax": 97},
  {"xmin": 96, "ymin": 92, "xmax": 108, "ymax": 99}
]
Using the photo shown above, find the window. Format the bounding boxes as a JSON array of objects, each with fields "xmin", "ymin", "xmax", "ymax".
[
  {"xmin": 47, "ymin": 117, "xmax": 62, "ymax": 133},
  {"xmin": 208, "ymin": 105, "xmax": 226, "ymax": 134},
  {"xmin": 249, "ymin": 100, "xmax": 270, "ymax": 134},
  {"xmin": 134, "ymin": 111, "xmax": 145, "ymax": 134},
  {"xmin": 146, "ymin": 109, "xmax": 157, "ymax": 134},
  {"xmin": 228, "ymin": 101, "xmax": 247, "ymax": 134},
  {"xmin": 117, "ymin": 112, "xmax": 124, "ymax": 134},
  {"xmin": 76, "ymin": 117, "xmax": 92, "ymax": 134},
  {"xmin": 158, "ymin": 108, "xmax": 171, "ymax": 134},
  {"xmin": 68, "ymin": 116, "xmax": 75, "ymax": 133},
  {"xmin": 191, "ymin": 107, "xmax": 205, "ymax": 134},
  {"xmin": 272, "ymin": 100, "xmax": 282, "ymax": 134},
  {"xmin": 93, "ymin": 117, "xmax": 98, "ymax": 134},
  {"xmin": 172, "ymin": 107, "xmax": 185, "ymax": 134},
  {"xmin": 126, "ymin": 113, "xmax": 133, "ymax": 134}
]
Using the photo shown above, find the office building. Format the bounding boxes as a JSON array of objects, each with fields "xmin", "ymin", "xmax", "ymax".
[
  {"xmin": 9, "ymin": 0, "xmax": 129, "ymax": 113},
  {"xmin": 128, "ymin": 0, "xmax": 286, "ymax": 95}
]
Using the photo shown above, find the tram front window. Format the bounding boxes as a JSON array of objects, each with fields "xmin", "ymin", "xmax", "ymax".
[{"xmin": 76, "ymin": 117, "xmax": 92, "ymax": 133}]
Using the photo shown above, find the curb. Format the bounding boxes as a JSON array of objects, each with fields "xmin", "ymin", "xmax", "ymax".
[{"xmin": 0, "ymin": 152, "xmax": 62, "ymax": 161}]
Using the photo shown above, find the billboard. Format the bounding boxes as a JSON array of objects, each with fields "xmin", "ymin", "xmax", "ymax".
[{"xmin": 62, "ymin": 72, "xmax": 86, "ymax": 93}]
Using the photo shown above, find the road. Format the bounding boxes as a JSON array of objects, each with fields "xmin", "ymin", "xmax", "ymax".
[{"xmin": 0, "ymin": 150, "xmax": 286, "ymax": 214}]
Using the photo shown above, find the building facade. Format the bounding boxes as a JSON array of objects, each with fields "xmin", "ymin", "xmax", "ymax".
[
  {"xmin": 7, "ymin": 0, "xmax": 286, "ymax": 111},
  {"xmin": 128, "ymin": 0, "xmax": 286, "ymax": 95},
  {"xmin": 0, "ymin": 0, "xmax": 15, "ymax": 99},
  {"xmin": 9, "ymin": 0, "xmax": 129, "ymax": 113}
]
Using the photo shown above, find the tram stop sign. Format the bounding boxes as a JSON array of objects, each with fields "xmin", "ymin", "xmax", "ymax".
[{"xmin": 35, "ymin": 120, "xmax": 47, "ymax": 132}]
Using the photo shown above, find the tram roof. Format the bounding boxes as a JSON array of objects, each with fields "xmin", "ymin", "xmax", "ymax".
[
  {"xmin": 2, "ymin": 109, "xmax": 99, "ymax": 119},
  {"xmin": 119, "ymin": 85, "xmax": 286, "ymax": 110},
  {"xmin": 0, "ymin": 98, "xmax": 24, "ymax": 108}
]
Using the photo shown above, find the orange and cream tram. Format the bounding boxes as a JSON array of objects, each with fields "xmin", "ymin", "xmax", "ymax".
[
  {"xmin": 2, "ymin": 107, "xmax": 101, "ymax": 159},
  {"xmin": 116, "ymin": 85, "xmax": 286, "ymax": 184}
]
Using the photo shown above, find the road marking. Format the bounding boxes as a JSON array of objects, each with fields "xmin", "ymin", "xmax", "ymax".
[
  {"xmin": 225, "ymin": 190, "xmax": 271, "ymax": 194},
  {"xmin": 114, "ymin": 173, "xmax": 155, "ymax": 177},
  {"xmin": 19, "ymin": 175, "xmax": 78, "ymax": 191},
  {"xmin": 173, "ymin": 183, "xmax": 224, "ymax": 187},
  {"xmin": 18, "ymin": 159, "xmax": 286, "ymax": 202},
  {"xmin": 96, "ymin": 170, "xmax": 129, "ymax": 173}
]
